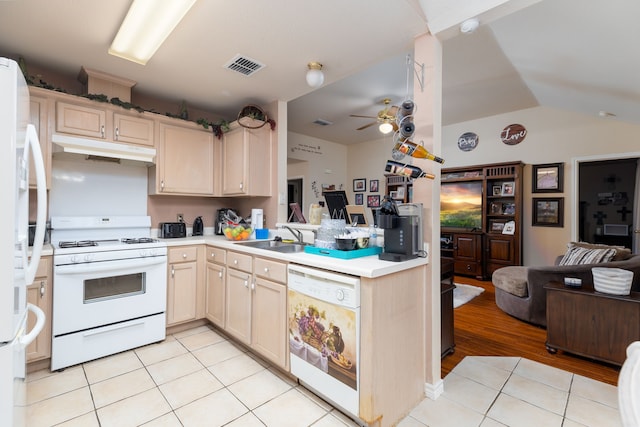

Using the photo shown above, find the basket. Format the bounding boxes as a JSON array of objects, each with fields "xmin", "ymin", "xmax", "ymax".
[
  {"xmin": 592, "ymin": 267, "xmax": 634, "ymax": 295},
  {"xmin": 237, "ymin": 105, "xmax": 268, "ymax": 129}
]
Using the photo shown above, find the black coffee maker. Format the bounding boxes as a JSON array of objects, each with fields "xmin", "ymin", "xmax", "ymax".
[
  {"xmin": 377, "ymin": 197, "xmax": 421, "ymax": 262},
  {"xmin": 192, "ymin": 216, "xmax": 203, "ymax": 236}
]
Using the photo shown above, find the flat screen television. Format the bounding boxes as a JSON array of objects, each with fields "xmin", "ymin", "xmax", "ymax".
[{"xmin": 440, "ymin": 181, "xmax": 483, "ymax": 229}]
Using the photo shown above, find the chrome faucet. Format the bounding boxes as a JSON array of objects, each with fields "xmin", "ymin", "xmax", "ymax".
[{"xmin": 280, "ymin": 225, "xmax": 305, "ymax": 244}]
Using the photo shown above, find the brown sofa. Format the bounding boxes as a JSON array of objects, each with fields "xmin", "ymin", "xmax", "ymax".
[{"xmin": 492, "ymin": 253, "xmax": 640, "ymax": 327}]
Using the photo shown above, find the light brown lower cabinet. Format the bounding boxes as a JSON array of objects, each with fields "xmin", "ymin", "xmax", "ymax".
[
  {"xmin": 26, "ymin": 256, "xmax": 52, "ymax": 362},
  {"xmin": 222, "ymin": 251, "xmax": 288, "ymax": 369},
  {"xmin": 167, "ymin": 246, "xmax": 204, "ymax": 327}
]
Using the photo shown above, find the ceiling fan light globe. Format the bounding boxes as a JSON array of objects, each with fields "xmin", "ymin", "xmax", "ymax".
[{"xmin": 379, "ymin": 122, "xmax": 394, "ymax": 134}]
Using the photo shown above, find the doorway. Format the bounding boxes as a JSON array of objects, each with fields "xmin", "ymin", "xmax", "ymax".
[
  {"xmin": 288, "ymin": 178, "xmax": 303, "ymax": 221},
  {"xmin": 574, "ymin": 155, "xmax": 640, "ymax": 251}
]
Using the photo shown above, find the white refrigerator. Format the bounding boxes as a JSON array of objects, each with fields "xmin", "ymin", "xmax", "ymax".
[{"xmin": 0, "ymin": 57, "xmax": 47, "ymax": 426}]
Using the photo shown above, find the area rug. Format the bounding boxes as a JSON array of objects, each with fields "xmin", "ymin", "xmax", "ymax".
[{"xmin": 453, "ymin": 283, "xmax": 485, "ymax": 308}]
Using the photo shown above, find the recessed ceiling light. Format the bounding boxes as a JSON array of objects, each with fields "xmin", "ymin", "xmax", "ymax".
[{"xmin": 460, "ymin": 18, "xmax": 479, "ymax": 34}]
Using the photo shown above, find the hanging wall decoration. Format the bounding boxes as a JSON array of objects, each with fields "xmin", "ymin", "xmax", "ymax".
[
  {"xmin": 457, "ymin": 132, "xmax": 479, "ymax": 151},
  {"xmin": 501, "ymin": 124, "xmax": 527, "ymax": 145}
]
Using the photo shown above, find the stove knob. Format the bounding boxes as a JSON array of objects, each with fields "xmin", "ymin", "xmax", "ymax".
[
  {"xmin": 140, "ymin": 249, "xmax": 149, "ymax": 257},
  {"xmin": 70, "ymin": 255, "xmax": 80, "ymax": 263},
  {"xmin": 336, "ymin": 289, "xmax": 345, "ymax": 301},
  {"xmin": 84, "ymin": 254, "xmax": 94, "ymax": 262}
]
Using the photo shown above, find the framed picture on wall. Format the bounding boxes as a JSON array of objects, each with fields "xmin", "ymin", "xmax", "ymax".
[
  {"xmin": 353, "ymin": 178, "xmax": 366, "ymax": 192},
  {"xmin": 370, "ymin": 179, "xmax": 379, "ymax": 192},
  {"xmin": 367, "ymin": 194, "xmax": 380, "ymax": 208},
  {"xmin": 355, "ymin": 193, "xmax": 363, "ymax": 205},
  {"xmin": 533, "ymin": 163, "xmax": 563, "ymax": 193},
  {"xmin": 532, "ymin": 197, "xmax": 564, "ymax": 227}
]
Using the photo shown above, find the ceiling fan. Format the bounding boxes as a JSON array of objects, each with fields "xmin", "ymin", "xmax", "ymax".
[{"xmin": 350, "ymin": 98, "xmax": 399, "ymax": 132}]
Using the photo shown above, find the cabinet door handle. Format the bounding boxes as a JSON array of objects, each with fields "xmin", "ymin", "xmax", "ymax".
[
  {"xmin": 218, "ymin": 271, "xmax": 222, "ymax": 278},
  {"xmin": 264, "ymin": 267, "xmax": 269, "ymax": 273},
  {"xmin": 239, "ymin": 182, "xmax": 244, "ymax": 190},
  {"xmin": 234, "ymin": 259, "xmax": 238, "ymax": 265},
  {"xmin": 182, "ymin": 253, "xmax": 187, "ymax": 259},
  {"xmin": 100, "ymin": 125, "xmax": 105, "ymax": 138},
  {"xmin": 251, "ymin": 281, "xmax": 255, "ymax": 291},
  {"xmin": 244, "ymin": 279, "xmax": 249, "ymax": 288},
  {"xmin": 171, "ymin": 266, "xmax": 175, "ymax": 278},
  {"xmin": 115, "ymin": 127, "xmax": 119, "ymax": 140},
  {"xmin": 39, "ymin": 281, "xmax": 45, "ymax": 298},
  {"xmin": 161, "ymin": 180, "xmax": 165, "ymax": 190}
]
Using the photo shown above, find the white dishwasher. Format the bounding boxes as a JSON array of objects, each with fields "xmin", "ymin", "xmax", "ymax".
[{"xmin": 287, "ymin": 264, "xmax": 360, "ymax": 419}]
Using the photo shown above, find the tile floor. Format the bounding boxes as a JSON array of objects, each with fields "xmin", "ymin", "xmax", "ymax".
[{"xmin": 27, "ymin": 324, "xmax": 622, "ymax": 427}]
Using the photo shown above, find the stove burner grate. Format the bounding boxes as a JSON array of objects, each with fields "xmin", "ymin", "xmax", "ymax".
[
  {"xmin": 121, "ymin": 237, "xmax": 157, "ymax": 244},
  {"xmin": 59, "ymin": 240, "xmax": 98, "ymax": 248}
]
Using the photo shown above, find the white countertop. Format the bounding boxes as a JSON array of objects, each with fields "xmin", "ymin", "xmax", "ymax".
[{"xmin": 159, "ymin": 234, "xmax": 428, "ymax": 279}]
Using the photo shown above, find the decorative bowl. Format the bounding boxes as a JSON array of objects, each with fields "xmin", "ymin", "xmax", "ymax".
[
  {"xmin": 223, "ymin": 223, "xmax": 252, "ymax": 241},
  {"xmin": 592, "ymin": 267, "xmax": 633, "ymax": 295},
  {"xmin": 335, "ymin": 238, "xmax": 357, "ymax": 251}
]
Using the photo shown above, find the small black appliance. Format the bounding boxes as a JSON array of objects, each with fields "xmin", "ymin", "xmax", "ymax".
[
  {"xmin": 159, "ymin": 222, "xmax": 186, "ymax": 238},
  {"xmin": 192, "ymin": 216, "xmax": 203, "ymax": 236}
]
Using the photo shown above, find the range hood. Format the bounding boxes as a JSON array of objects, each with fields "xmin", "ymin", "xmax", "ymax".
[{"xmin": 52, "ymin": 134, "xmax": 155, "ymax": 164}]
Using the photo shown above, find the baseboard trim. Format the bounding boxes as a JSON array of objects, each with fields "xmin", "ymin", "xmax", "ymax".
[{"xmin": 425, "ymin": 379, "xmax": 444, "ymax": 400}]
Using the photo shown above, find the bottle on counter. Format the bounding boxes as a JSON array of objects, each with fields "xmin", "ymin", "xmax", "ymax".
[
  {"xmin": 368, "ymin": 224, "xmax": 378, "ymax": 247},
  {"xmin": 385, "ymin": 160, "xmax": 435, "ymax": 180}
]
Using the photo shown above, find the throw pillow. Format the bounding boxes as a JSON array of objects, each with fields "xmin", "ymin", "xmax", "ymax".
[
  {"xmin": 559, "ymin": 245, "xmax": 617, "ymax": 266},
  {"xmin": 568, "ymin": 241, "xmax": 632, "ymax": 261}
]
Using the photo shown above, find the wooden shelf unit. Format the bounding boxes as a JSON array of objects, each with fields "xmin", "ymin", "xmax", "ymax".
[
  {"xmin": 441, "ymin": 161, "xmax": 524, "ymax": 279},
  {"xmin": 385, "ymin": 174, "xmax": 412, "ymax": 203}
]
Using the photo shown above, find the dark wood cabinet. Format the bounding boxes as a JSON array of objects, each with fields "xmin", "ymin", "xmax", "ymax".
[
  {"xmin": 451, "ymin": 232, "xmax": 483, "ymax": 278},
  {"xmin": 545, "ymin": 282, "xmax": 640, "ymax": 365},
  {"xmin": 440, "ymin": 258, "xmax": 455, "ymax": 358},
  {"xmin": 441, "ymin": 161, "xmax": 523, "ymax": 279}
]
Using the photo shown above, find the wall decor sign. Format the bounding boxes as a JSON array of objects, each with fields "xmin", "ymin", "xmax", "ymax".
[
  {"xmin": 457, "ymin": 132, "xmax": 479, "ymax": 151},
  {"xmin": 532, "ymin": 163, "xmax": 563, "ymax": 193},
  {"xmin": 532, "ymin": 197, "xmax": 564, "ymax": 227},
  {"xmin": 501, "ymin": 124, "xmax": 527, "ymax": 145}
]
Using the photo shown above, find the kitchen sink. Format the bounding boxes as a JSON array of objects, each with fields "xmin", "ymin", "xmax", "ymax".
[{"xmin": 234, "ymin": 239, "xmax": 307, "ymax": 253}]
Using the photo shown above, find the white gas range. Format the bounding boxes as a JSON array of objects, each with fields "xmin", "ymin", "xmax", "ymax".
[{"xmin": 50, "ymin": 216, "xmax": 168, "ymax": 371}]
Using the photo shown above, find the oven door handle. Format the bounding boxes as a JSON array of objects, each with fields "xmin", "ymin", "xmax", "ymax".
[{"xmin": 55, "ymin": 256, "xmax": 167, "ymax": 275}]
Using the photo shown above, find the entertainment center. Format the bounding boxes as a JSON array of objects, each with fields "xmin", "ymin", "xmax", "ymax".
[{"xmin": 441, "ymin": 161, "xmax": 524, "ymax": 279}]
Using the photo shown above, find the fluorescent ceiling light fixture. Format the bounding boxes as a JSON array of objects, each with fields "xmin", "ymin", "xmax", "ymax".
[
  {"xmin": 109, "ymin": 0, "xmax": 197, "ymax": 65},
  {"xmin": 379, "ymin": 122, "xmax": 394, "ymax": 134}
]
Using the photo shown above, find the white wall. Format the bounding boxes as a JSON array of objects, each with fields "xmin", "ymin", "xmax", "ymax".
[
  {"xmin": 287, "ymin": 132, "xmax": 348, "ymax": 219},
  {"xmin": 443, "ymin": 105, "xmax": 640, "ymax": 266}
]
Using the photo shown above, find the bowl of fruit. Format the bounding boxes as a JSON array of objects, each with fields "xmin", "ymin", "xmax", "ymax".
[{"xmin": 223, "ymin": 222, "xmax": 252, "ymax": 241}]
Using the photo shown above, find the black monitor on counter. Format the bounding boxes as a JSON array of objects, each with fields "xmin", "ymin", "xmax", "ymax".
[{"xmin": 323, "ymin": 190, "xmax": 349, "ymax": 220}]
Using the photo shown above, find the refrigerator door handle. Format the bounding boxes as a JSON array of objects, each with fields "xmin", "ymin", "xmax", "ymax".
[
  {"xmin": 24, "ymin": 124, "xmax": 47, "ymax": 285},
  {"xmin": 19, "ymin": 303, "xmax": 45, "ymax": 347}
]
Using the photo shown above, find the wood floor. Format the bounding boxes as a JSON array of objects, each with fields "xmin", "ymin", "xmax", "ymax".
[{"xmin": 441, "ymin": 276, "xmax": 621, "ymax": 386}]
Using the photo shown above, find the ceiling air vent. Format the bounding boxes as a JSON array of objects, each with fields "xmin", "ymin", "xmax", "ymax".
[
  {"xmin": 224, "ymin": 54, "xmax": 265, "ymax": 76},
  {"xmin": 313, "ymin": 119, "xmax": 333, "ymax": 126}
]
